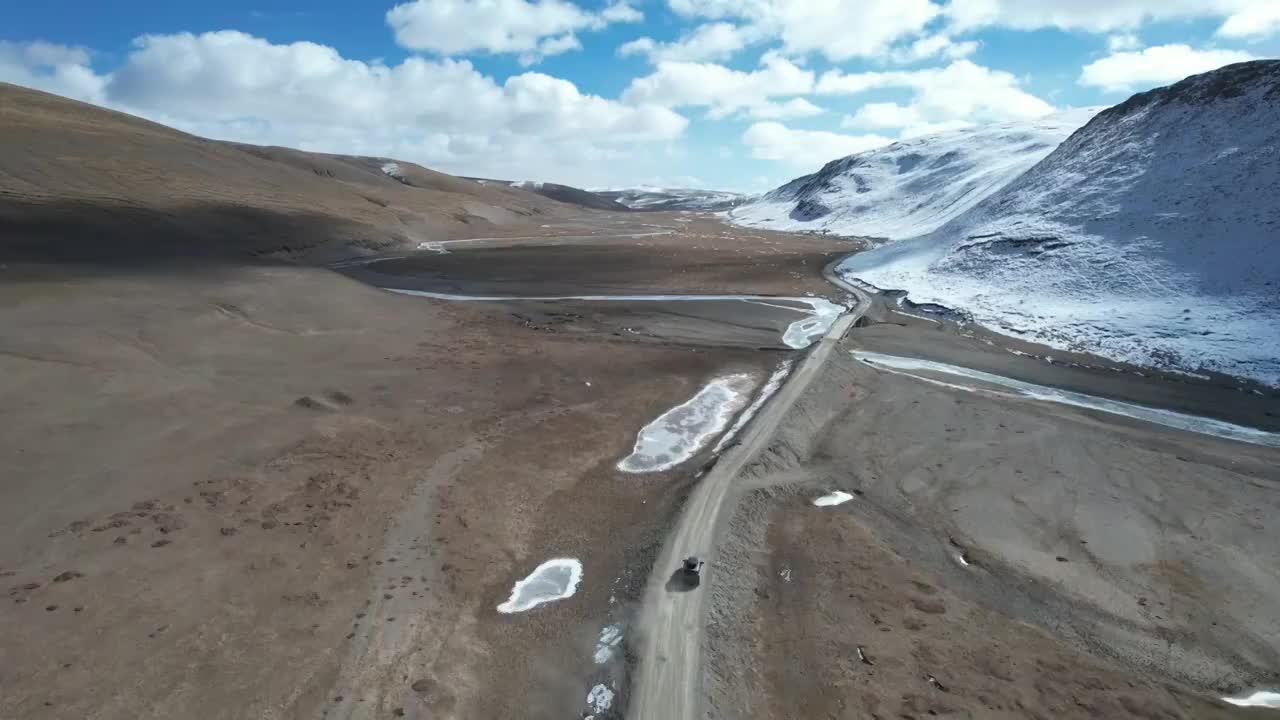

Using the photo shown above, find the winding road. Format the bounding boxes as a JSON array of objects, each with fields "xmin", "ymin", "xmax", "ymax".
[{"xmin": 629, "ymin": 280, "xmax": 871, "ymax": 720}]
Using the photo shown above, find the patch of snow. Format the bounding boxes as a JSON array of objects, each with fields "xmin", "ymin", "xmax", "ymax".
[
  {"xmin": 594, "ymin": 625, "xmax": 623, "ymax": 665},
  {"xmin": 813, "ymin": 490, "xmax": 854, "ymax": 507},
  {"xmin": 839, "ymin": 63, "xmax": 1280, "ymax": 386},
  {"xmin": 380, "ymin": 162, "xmax": 404, "ymax": 180},
  {"xmin": 956, "ymin": 554, "xmax": 971, "ymax": 567},
  {"xmin": 713, "ymin": 360, "xmax": 793, "ymax": 453},
  {"xmin": 852, "ymin": 351, "xmax": 1280, "ymax": 448},
  {"xmin": 416, "ymin": 241, "xmax": 448, "ymax": 254},
  {"xmin": 587, "ymin": 684, "xmax": 614, "ymax": 714},
  {"xmin": 730, "ymin": 108, "xmax": 1101, "ymax": 240},
  {"xmin": 512, "ymin": 180, "xmax": 545, "ymax": 191},
  {"xmin": 617, "ymin": 373, "xmax": 757, "ymax": 473},
  {"xmin": 779, "ymin": 566, "xmax": 792, "ymax": 582},
  {"xmin": 592, "ymin": 186, "xmax": 751, "ymax": 211},
  {"xmin": 496, "ymin": 558, "xmax": 583, "ymax": 614},
  {"xmin": 1223, "ymin": 690, "xmax": 1280, "ymax": 708}
]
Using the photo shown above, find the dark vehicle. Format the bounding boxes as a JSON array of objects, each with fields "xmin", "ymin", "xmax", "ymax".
[{"xmin": 682, "ymin": 556, "xmax": 704, "ymax": 579}]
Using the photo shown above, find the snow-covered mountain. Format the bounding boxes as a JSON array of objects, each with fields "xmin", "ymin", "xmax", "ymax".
[
  {"xmin": 595, "ymin": 187, "xmax": 751, "ymax": 211},
  {"xmin": 841, "ymin": 60, "xmax": 1280, "ymax": 386},
  {"xmin": 729, "ymin": 108, "xmax": 1102, "ymax": 240}
]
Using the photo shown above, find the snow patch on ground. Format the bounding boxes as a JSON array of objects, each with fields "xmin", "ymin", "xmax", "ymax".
[
  {"xmin": 617, "ymin": 373, "xmax": 757, "ymax": 473},
  {"xmin": 586, "ymin": 684, "xmax": 614, "ymax": 715},
  {"xmin": 593, "ymin": 624, "xmax": 622, "ymax": 665},
  {"xmin": 496, "ymin": 558, "xmax": 583, "ymax": 614},
  {"xmin": 813, "ymin": 490, "xmax": 854, "ymax": 507},
  {"xmin": 1223, "ymin": 690, "xmax": 1280, "ymax": 708},
  {"xmin": 852, "ymin": 351, "xmax": 1280, "ymax": 448},
  {"xmin": 730, "ymin": 109, "xmax": 1100, "ymax": 240},
  {"xmin": 713, "ymin": 360, "xmax": 793, "ymax": 453}
]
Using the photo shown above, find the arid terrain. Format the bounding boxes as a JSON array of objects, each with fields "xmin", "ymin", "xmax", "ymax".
[{"xmin": 3, "ymin": 82, "xmax": 1280, "ymax": 720}]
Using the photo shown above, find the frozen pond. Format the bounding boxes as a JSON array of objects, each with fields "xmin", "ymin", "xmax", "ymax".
[
  {"xmin": 1223, "ymin": 690, "xmax": 1280, "ymax": 708},
  {"xmin": 813, "ymin": 490, "xmax": 854, "ymax": 507},
  {"xmin": 713, "ymin": 360, "xmax": 793, "ymax": 453},
  {"xmin": 617, "ymin": 373, "xmax": 757, "ymax": 472},
  {"xmin": 385, "ymin": 289, "xmax": 846, "ymax": 349},
  {"xmin": 496, "ymin": 558, "xmax": 583, "ymax": 614},
  {"xmin": 852, "ymin": 351, "xmax": 1280, "ymax": 448}
]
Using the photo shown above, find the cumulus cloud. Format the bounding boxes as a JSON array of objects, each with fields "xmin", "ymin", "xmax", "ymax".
[
  {"xmin": 385, "ymin": 0, "xmax": 640, "ymax": 60},
  {"xmin": 1217, "ymin": 4, "xmax": 1280, "ymax": 38},
  {"xmin": 1107, "ymin": 33, "xmax": 1143, "ymax": 52},
  {"xmin": 742, "ymin": 121, "xmax": 892, "ymax": 168},
  {"xmin": 2, "ymin": 32, "xmax": 686, "ymax": 187},
  {"xmin": 618, "ymin": 22, "xmax": 760, "ymax": 63},
  {"xmin": 1079, "ymin": 44, "xmax": 1256, "ymax": 91},
  {"xmin": 0, "ymin": 40, "xmax": 106, "ymax": 103},
  {"xmin": 622, "ymin": 52, "xmax": 815, "ymax": 119},
  {"xmin": 947, "ymin": 0, "xmax": 1280, "ymax": 37},
  {"xmin": 820, "ymin": 60, "xmax": 1055, "ymax": 134},
  {"xmin": 666, "ymin": 0, "xmax": 943, "ymax": 62},
  {"xmin": 889, "ymin": 35, "xmax": 980, "ymax": 63}
]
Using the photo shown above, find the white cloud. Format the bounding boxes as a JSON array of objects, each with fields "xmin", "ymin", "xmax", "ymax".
[
  {"xmin": 618, "ymin": 22, "xmax": 760, "ymax": 63},
  {"xmin": 820, "ymin": 60, "xmax": 1056, "ymax": 132},
  {"xmin": 1218, "ymin": 4, "xmax": 1280, "ymax": 38},
  {"xmin": 622, "ymin": 53, "xmax": 815, "ymax": 119},
  {"xmin": 889, "ymin": 35, "xmax": 980, "ymax": 63},
  {"xmin": 665, "ymin": 0, "xmax": 944, "ymax": 62},
  {"xmin": 947, "ymin": 0, "xmax": 1280, "ymax": 36},
  {"xmin": 385, "ymin": 0, "xmax": 639, "ymax": 60},
  {"xmin": 2, "ymin": 33, "xmax": 686, "ymax": 188},
  {"xmin": 0, "ymin": 40, "xmax": 106, "ymax": 103},
  {"xmin": 1107, "ymin": 33, "xmax": 1142, "ymax": 51},
  {"xmin": 750, "ymin": 98, "xmax": 824, "ymax": 119},
  {"xmin": 742, "ymin": 121, "xmax": 892, "ymax": 168},
  {"xmin": 1079, "ymin": 44, "xmax": 1256, "ymax": 91}
]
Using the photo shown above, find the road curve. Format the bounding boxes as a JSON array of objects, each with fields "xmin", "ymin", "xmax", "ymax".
[{"xmin": 629, "ymin": 277, "xmax": 870, "ymax": 720}]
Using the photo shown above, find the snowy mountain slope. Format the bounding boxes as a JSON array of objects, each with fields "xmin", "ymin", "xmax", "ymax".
[
  {"xmin": 595, "ymin": 187, "xmax": 750, "ymax": 211},
  {"xmin": 729, "ymin": 108, "xmax": 1101, "ymax": 240},
  {"xmin": 840, "ymin": 60, "xmax": 1280, "ymax": 386}
]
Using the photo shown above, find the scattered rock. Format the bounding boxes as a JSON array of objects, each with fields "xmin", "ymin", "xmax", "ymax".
[
  {"xmin": 392, "ymin": 708, "xmax": 405, "ymax": 717},
  {"xmin": 45, "ymin": 604, "xmax": 58, "ymax": 612},
  {"xmin": 220, "ymin": 527, "xmax": 238, "ymax": 537},
  {"xmin": 52, "ymin": 571, "xmax": 83, "ymax": 583},
  {"xmin": 113, "ymin": 536, "xmax": 127, "ymax": 545},
  {"xmin": 151, "ymin": 539, "xmax": 171, "ymax": 548},
  {"xmin": 411, "ymin": 678, "xmax": 435, "ymax": 694},
  {"xmin": 261, "ymin": 520, "xmax": 278, "ymax": 530},
  {"xmin": 1056, "ymin": 556, "xmax": 1069, "ymax": 562},
  {"xmin": 153, "ymin": 513, "xmax": 187, "ymax": 533}
]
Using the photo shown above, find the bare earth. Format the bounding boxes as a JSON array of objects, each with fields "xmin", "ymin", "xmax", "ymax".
[{"xmin": 4, "ymin": 81, "xmax": 1280, "ymax": 720}]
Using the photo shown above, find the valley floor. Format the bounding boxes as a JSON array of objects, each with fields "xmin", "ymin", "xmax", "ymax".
[{"xmin": 2, "ymin": 210, "xmax": 1277, "ymax": 720}]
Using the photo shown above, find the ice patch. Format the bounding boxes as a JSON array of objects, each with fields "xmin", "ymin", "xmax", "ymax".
[
  {"xmin": 853, "ymin": 351, "xmax": 1280, "ymax": 448},
  {"xmin": 594, "ymin": 624, "xmax": 622, "ymax": 665},
  {"xmin": 384, "ymin": 290, "xmax": 845, "ymax": 349},
  {"xmin": 416, "ymin": 241, "xmax": 448, "ymax": 254},
  {"xmin": 496, "ymin": 558, "xmax": 583, "ymax": 614},
  {"xmin": 381, "ymin": 162, "xmax": 403, "ymax": 179},
  {"xmin": 1223, "ymin": 691, "xmax": 1280, "ymax": 708},
  {"xmin": 713, "ymin": 360, "xmax": 793, "ymax": 453},
  {"xmin": 780, "ymin": 298, "xmax": 846, "ymax": 349},
  {"xmin": 587, "ymin": 684, "xmax": 614, "ymax": 714},
  {"xmin": 813, "ymin": 490, "xmax": 854, "ymax": 507},
  {"xmin": 617, "ymin": 373, "xmax": 757, "ymax": 472}
]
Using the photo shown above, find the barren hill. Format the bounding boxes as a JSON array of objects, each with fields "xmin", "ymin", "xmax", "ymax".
[{"xmin": 0, "ymin": 82, "xmax": 576, "ymax": 263}]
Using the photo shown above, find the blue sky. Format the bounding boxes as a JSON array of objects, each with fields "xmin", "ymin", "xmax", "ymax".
[{"xmin": 3, "ymin": 0, "xmax": 1278, "ymax": 192}]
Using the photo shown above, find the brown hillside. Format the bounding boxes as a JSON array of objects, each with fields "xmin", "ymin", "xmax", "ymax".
[{"xmin": 0, "ymin": 82, "xmax": 576, "ymax": 263}]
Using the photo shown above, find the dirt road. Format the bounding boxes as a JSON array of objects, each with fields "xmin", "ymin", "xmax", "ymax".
[{"xmin": 629, "ymin": 286, "xmax": 871, "ymax": 720}]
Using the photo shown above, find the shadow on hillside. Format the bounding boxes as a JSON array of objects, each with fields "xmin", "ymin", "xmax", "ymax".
[{"xmin": 0, "ymin": 197, "xmax": 398, "ymax": 265}]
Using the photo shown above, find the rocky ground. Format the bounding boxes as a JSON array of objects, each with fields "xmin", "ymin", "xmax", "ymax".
[
  {"xmin": 706, "ymin": 302, "xmax": 1280, "ymax": 720},
  {"xmin": 0, "ymin": 212, "xmax": 853, "ymax": 720}
]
